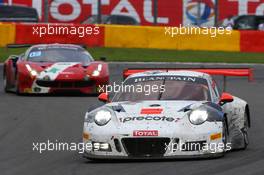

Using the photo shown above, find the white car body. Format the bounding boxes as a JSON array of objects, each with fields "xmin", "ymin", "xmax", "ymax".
[{"xmin": 82, "ymin": 70, "xmax": 250, "ymax": 159}]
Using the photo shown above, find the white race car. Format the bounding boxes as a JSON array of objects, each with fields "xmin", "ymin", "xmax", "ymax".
[{"xmin": 82, "ymin": 68, "xmax": 252, "ymax": 159}]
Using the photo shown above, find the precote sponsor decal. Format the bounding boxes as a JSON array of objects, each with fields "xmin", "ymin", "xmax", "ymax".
[{"xmin": 119, "ymin": 116, "xmax": 181, "ymax": 123}]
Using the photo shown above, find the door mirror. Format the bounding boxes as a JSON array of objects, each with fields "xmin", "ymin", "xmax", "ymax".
[
  {"xmin": 220, "ymin": 92, "xmax": 234, "ymax": 105},
  {"xmin": 10, "ymin": 55, "xmax": 19, "ymax": 67},
  {"xmin": 10, "ymin": 55, "xmax": 19, "ymax": 60},
  {"xmin": 98, "ymin": 93, "xmax": 109, "ymax": 103}
]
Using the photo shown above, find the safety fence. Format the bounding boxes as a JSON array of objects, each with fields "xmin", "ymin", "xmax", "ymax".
[{"xmin": 0, "ymin": 23, "xmax": 263, "ymax": 53}]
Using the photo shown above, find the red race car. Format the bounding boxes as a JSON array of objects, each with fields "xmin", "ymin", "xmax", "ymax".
[{"xmin": 3, "ymin": 44, "xmax": 109, "ymax": 94}]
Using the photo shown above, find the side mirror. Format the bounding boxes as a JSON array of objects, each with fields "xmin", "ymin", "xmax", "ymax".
[
  {"xmin": 10, "ymin": 55, "xmax": 19, "ymax": 67},
  {"xmin": 99, "ymin": 57, "xmax": 106, "ymax": 61},
  {"xmin": 219, "ymin": 92, "xmax": 234, "ymax": 105},
  {"xmin": 98, "ymin": 93, "xmax": 109, "ymax": 103},
  {"xmin": 10, "ymin": 55, "xmax": 19, "ymax": 60}
]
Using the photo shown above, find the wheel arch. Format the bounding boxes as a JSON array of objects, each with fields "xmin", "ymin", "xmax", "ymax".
[{"xmin": 223, "ymin": 113, "xmax": 229, "ymax": 135}]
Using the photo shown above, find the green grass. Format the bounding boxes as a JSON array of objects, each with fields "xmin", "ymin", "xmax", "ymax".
[{"xmin": 1, "ymin": 47, "xmax": 264, "ymax": 63}]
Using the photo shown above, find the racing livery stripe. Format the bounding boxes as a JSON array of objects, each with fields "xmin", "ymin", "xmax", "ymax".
[{"xmin": 38, "ymin": 62, "xmax": 79, "ymax": 81}]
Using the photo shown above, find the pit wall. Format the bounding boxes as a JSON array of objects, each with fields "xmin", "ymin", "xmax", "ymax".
[{"xmin": 0, "ymin": 23, "xmax": 263, "ymax": 53}]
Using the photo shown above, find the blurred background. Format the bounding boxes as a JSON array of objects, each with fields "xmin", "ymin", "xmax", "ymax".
[
  {"xmin": 1, "ymin": 0, "xmax": 264, "ymax": 29},
  {"xmin": 1, "ymin": 0, "xmax": 264, "ymax": 63}
]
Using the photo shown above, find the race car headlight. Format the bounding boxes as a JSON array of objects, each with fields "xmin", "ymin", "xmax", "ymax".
[
  {"xmin": 30, "ymin": 70, "xmax": 38, "ymax": 76},
  {"xmin": 92, "ymin": 64, "xmax": 102, "ymax": 77},
  {"xmin": 189, "ymin": 110, "xmax": 208, "ymax": 125},
  {"xmin": 94, "ymin": 110, "xmax": 112, "ymax": 126},
  {"xmin": 92, "ymin": 70, "xmax": 100, "ymax": 76},
  {"xmin": 25, "ymin": 64, "xmax": 38, "ymax": 77}
]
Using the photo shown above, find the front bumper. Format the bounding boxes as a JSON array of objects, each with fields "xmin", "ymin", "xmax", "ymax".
[
  {"xmin": 22, "ymin": 86, "xmax": 98, "ymax": 94},
  {"xmin": 83, "ymin": 151, "xmax": 224, "ymax": 160},
  {"xmin": 83, "ymin": 122, "xmax": 225, "ymax": 159},
  {"xmin": 17, "ymin": 71, "xmax": 109, "ymax": 94}
]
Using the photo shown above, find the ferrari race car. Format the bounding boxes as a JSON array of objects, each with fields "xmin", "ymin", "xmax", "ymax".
[
  {"xmin": 3, "ymin": 44, "xmax": 109, "ymax": 94},
  {"xmin": 82, "ymin": 68, "xmax": 252, "ymax": 159}
]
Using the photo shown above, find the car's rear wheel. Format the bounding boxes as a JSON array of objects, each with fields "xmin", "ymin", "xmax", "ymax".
[{"xmin": 242, "ymin": 112, "xmax": 249, "ymax": 150}]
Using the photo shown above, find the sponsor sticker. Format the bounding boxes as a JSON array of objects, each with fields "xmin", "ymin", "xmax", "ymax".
[
  {"xmin": 140, "ymin": 108, "xmax": 163, "ymax": 114},
  {"xmin": 29, "ymin": 51, "xmax": 42, "ymax": 57},
  {"xmin": 133, "ymin": 130, "xmax": 159, "ymax": 137},
  {"xmin": 119, "ymin": 116, "xmax": 180, "ymax": 123},
  {"xmin": 210, "ymin": 133, "xmax": 222, "ymax": 140}
]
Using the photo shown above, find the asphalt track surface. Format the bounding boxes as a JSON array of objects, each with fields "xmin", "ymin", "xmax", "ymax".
[{"xmin": 0, "ymin": 63, "xmax": 264, "ymax": 175}]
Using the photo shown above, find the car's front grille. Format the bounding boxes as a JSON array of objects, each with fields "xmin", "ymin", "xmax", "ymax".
[
  {"xmin": 122, "ymin": 138, "xmax": 170, "ymax": 157},
  {"xmin": 114, "ymin": 139, "xmax": 122, "ymax": 153},
  {"xmin": 36, "ymin": 80, "xmax": 94, "ymax": 88}
]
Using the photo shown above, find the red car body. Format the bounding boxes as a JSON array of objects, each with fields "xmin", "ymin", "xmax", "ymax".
[{"xmin": 3, "ymin": 44, "xmax": 109, "ymax": 94}]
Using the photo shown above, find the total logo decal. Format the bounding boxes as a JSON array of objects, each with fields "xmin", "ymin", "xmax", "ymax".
[
  {"xmin": 133, "ymin": 130, "xmax": 159, "ymax": 137},
  {"xmin": 5, "ymin": 0, "xmax": 170, "ymax": 25},
  {"xmin": 119, "ymin": 116, "xmax": 181, "ymax": 123}
]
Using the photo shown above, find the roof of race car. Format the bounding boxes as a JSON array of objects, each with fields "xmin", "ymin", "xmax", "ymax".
[
  {"xmin": 28, "ymin": 43, "xmax": 85, "ymax": 51},
  {"xmin": 127, "ymin": 70, "xmax": 211, "ymax": 80}
]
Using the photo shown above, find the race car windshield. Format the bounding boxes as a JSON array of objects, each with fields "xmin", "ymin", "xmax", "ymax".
[
  {"xmin": 113, "ymin": 76, "xmax": 211, "ymax": 102},
  {"xmin": 27, "ymin": 47, "xmax": 93, "ymax": 65}
]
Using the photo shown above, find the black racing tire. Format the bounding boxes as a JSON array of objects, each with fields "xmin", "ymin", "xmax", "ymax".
[
  {"xmin": 242, "ymin": 112, "xmax": 249, "ymax": 150},
  {"xmin": 15, "ymin": 73, "xmax": 21, "ymax": 95},
  {"xmin": 222, "ymin": 118, "xmax": 228, "ymax": 153},
  {"xmin": 3, "ymin": 72, "xmax": 8, "ymax": 93}
]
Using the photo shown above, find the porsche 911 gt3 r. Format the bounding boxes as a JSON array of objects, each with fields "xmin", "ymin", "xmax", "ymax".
[
  {"xmin": 82, "ymin": 69, "xmax": 251, "ymax": 159},
  {"xmin": 3, "ymin": 44, "xmax": 109, "ymax": 94}
]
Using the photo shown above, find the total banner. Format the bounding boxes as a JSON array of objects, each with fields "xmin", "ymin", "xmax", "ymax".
[{"xmin": 3, "ymin": 0, "xmax": 264, "ymax": 26}]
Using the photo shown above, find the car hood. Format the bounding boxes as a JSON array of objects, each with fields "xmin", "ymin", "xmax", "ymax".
[
  {"xmin": 107, "ymin": 100, "xmax": 205, "ymax": 127},
  {"xmin": 28, "ymin": 62, "xmax": 91, "ymax": 80}
]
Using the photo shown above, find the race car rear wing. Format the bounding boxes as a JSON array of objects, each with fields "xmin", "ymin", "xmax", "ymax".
[
  {"xmin": 6, "ymin": 44, "xmax": 32, "ymax": 48},
  {"xmin": 123, "ymin": 68, "xmax": 254, "ymax": 91}
]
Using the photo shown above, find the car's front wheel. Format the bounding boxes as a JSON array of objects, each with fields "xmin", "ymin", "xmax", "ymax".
[
  {"xmin": 222, "ymin": 118, "xmax": 228, "ymax": 153},
  {"xmin": 15, "ymin": 74, "xmax": 21, "ymax": 95},
  {"xmin": 3, "ymin": 74, "xmax": 8, "ymax": 92},
  {"xmin": 3, "ymin": 69, "xmax": 9, "ymax": 93},
  {"xmin": 242, "ymin": 112, "xmax": 249, "ymax": 150}
]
